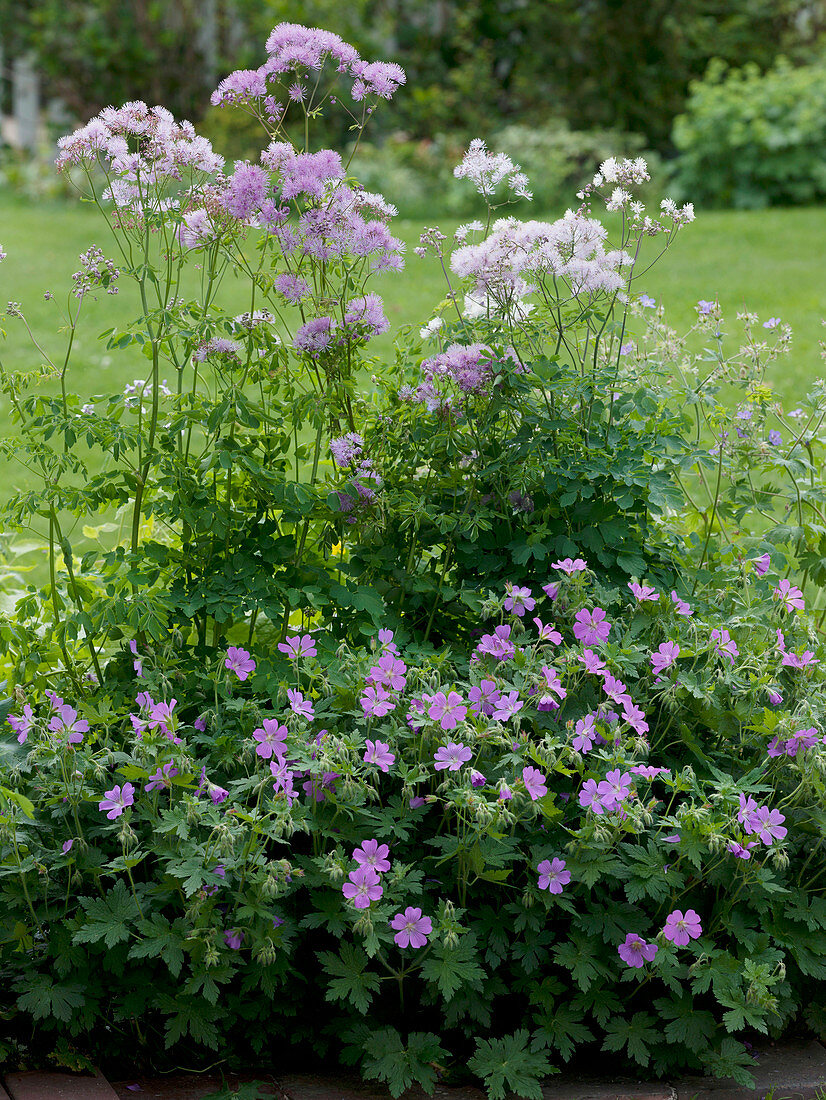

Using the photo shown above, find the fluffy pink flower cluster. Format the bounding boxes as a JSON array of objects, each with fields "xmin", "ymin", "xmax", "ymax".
[{"xmin": 211, "ymin": 24, "xmax": 405, "ymax": 109}]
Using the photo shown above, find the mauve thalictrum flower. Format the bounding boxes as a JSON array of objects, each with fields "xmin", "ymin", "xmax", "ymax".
[
  {"xmin": 363, "ymin": 738, "xmax": 395, "ymax": 771},
  {"xmin": 618, "ymin": 933, "xmax": 657, "ymax": 968},
  {"xmin": 390, "ymin": 907, "xmax": 432, "ymax": 948},
  {"xmin": 662, "ymin": 909, "xmax": 702, "ymax": 946},
  {"xmin": 342, "ymin": 865, "xmax": 383, "ymax": 908},
  {"xmin": 537, "ymin": 857, "xmax": 570, "ymax": 894},
  {"xmin": 225, "ymin": 646, "xmax": 256, "ymax": 680}
]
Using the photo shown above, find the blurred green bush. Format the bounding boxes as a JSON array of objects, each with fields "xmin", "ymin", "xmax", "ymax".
[{"xmin": 670, "ymin": 58, "xmax": 826, "ymax": 208}]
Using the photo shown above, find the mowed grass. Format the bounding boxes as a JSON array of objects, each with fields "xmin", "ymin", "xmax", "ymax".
[{"xmin": 1, "ymin": 187, "xmax": 825, "ymax": 497}]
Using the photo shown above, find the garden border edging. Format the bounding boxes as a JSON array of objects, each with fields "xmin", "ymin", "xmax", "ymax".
[{"xmin": 4, "ymin": 1043, "xmax": 826, "ymax": 1100}]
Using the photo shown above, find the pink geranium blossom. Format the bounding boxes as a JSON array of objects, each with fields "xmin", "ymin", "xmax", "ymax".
[
  {"xmin": 353, "ymin": 839, "xmax": 391, "ymax": 873},
  {"xmin": 552, "ymin": 557, "xmax": 587, "ymax": 575},
  {"xmin": 774, "ymin": 578, "xmax": 805, "ymax": 612},
  {"xmin": 99, "ymin": 783, "xmax": 135, "ymax": 820},
  {"xmin": 522, "ymin": 766, "xmax": 548, "ymax": 801},
  {"xmin": 363, "ymin": 738, "xmax": 395, "ymax": 771},
  {"xmin": 504, "ymin": 583, "xmax": 535, "ymax": 617},
  {"xmin": 49, "ymin": 704, "xmax": 89, "ymax": 745},
  {"xmin": 537, "ymin": 857, "xmax": 570, "ymax": 894},
  {"xmin": 253, "ymin": 718, "xmax": 288, "ymax": 759},
  {"xmin": 618, "ymin": 933, "xmax": 658, "ymax": 968},
  {"xmin": 469, "ymin": 679, "xmax": 501, "ymax": 716},
  {"xmin": 277, "ymin": 634, "xmax": 317, "ymax": 660},
  {"xmin": 573, "ymin": 607, "xmax": 611, "ymax": 646},
  {"xmin": 287, "ymin": 689, "xmax": 314, "ymax": 720},
  {"xmin": 428, "ymin": 691, "xmax": 467, "ymax": 730},
  {"xmin": 433, "ymin": 742, "xmax": 472, "ymax": 771},
  {"xmin": 629, "ymin": 581, "xmax": 659, "ymax": 602},
  {"xmin": 662, "ymin": 909, "xmax": 702, "ymax": 946},
  {"xmin": 390, "ymin": 907, "xmax": 432, "ymax": 948},
  {"xmin": 225, "ymin": 646, "xmax": 256, "ymax": 680},
  {"xmin": 342, "ymin": 865, "xmax": 383, "ymax": 908}
]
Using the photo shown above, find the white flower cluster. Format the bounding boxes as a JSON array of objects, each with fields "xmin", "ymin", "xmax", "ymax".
[{"xmin": 454, "ymin": 139, "xmax": 532, "ymax": 201}]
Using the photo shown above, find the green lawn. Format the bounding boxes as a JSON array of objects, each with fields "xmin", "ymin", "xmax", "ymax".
[{"xmin": 1, "ymin": 188, "xmax": 825, "ymax": 485}]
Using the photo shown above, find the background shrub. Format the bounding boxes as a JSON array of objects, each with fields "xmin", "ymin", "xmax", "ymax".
[{"xmin": 670, "ymin": 58, "xmax": 826, "ymax": 208}]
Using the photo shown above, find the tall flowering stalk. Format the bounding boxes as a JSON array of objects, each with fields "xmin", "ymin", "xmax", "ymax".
[{"xmin": 0, "ymin": 24, "xmax": 407, "ymax": 675}]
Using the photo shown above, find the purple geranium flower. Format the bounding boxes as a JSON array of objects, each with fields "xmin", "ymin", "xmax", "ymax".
[
  {"xmin": 363, "ymin": 738, "xmax": 395, "ymax": 772},
  {"xmin": 428, "ymin": 691, "xmax": 467, "ymax": 730},
  {"xmin": 433, "ymin": 742, "xmax": 472, "ymax": 771},
  {"xmin": 670, "ymin": 591, "xmax": 692, "ymax": 616},
  {"xmin": 353, "ymin": 839, "xmax": 391, "ymax": 873},
  {"xmin": 504, "ymin": 583, "xmax": 535, "ymax": 617},
  {"xmin": 493, "ymin": 690, "xmax": 523, "ymax": 721},
  {"xmin": 253, "ymin": 718, "xmax": 288, "ymax": 760},
  {"xmin": 390, "ymin": 907, "xmax": 432, "ymax": 948},
  {"xmin": 361, "ymin": 685, "xmax": 396, "ymax": 717},
  {"xmin": 577, "ymin": 649, "xmax": 606, "ymax": 675},
  {"xmin": 522, "ymin": 766, "xmax": 548, "ymax": 801},
  {"xmin": 774, "ymin": 578, "xmax": 805, "ymax": 612},
  {"xmin": 602, "ymin": 674, "xmax": 631, "ymax": 707},
  {"xmin": 8, "ymin": 703, "xmax": 34, "ymax": 744},
  {"xmin": 662, "ymin": 909, "xmax": 702, "ymax": 946},
  {"xmin": 651, "ymin": 641, "xmax": 679, "ymax": 676},
  {"xmin": 573, "ymin": 607, "xmax": 611, "ymax": 646},
  {"xmin": 475, "ymin": 625, "xmax": 516, "ymax": 661},
  {"xmin": 145, "ymin": 761, "xmax": 179, "ymax": 792},
  {"xmin": 618, "ymin": 933, "xmax": 658, "ymax": 968},
  {"xmin": 49, "ymin": 704, "xmax": 89, "ymax": 745},
  {"xmin": 573, "ymin": 714, "xmax": 597, "ymax": 753},
  {"xmin": 287, "ymin": 689, "xmax": 314, "ymax": 720},
  {"xmin": 597, "ymin": 769, "xmax": 633, "ymax": 811},
  {"xmin": 753, "ymin": 553, "xmax": 771, "ymax": 576},
  {"xmin": 711, "ymin": 628, "xmax": 738, "ymax": 664},
  {"xmin": 366, "ymin": 653, "xmax": 407, "ymax": 692},
  {"xmin": 342, "ymin": 865, "xmax": 383, "ymax": 908},
  {"xmin": 629, "ymin": 581, "xmax": 659, "ymax": 602},
  {"xmin": 277, "ymin": 634, "xmax": 317, "ymax": 660},
  {"xmin": 99, "ymin": 783, "xmax": 135, "ymax": 820},
  {"xmin": 537, "ymin": 857, "xmax": 570, "ymax": 894},
  {"xmin": 469, "ymin": 679, "xmax": 501, "ymax": 716},
  {"xmin": 225, "ymin": 646, "xmax": 256, "ymax": 681},
  {"xmin": 552, "ymin": 557, "xmax": 587, "ymax": 575}
]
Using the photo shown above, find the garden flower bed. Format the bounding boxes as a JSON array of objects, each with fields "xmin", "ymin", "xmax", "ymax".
[{"xmin": 2, "ymin": 20, "xmax": 826, "ymax": 1100}]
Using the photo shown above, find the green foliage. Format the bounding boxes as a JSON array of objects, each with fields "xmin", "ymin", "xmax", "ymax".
[
  {"xmin": 672, "ymin": 59, "xmax": 826, "ymax": 208},
  {"xmin": 468, "ymin": 1031, "xmax": 553, "ymax": 1100}
]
